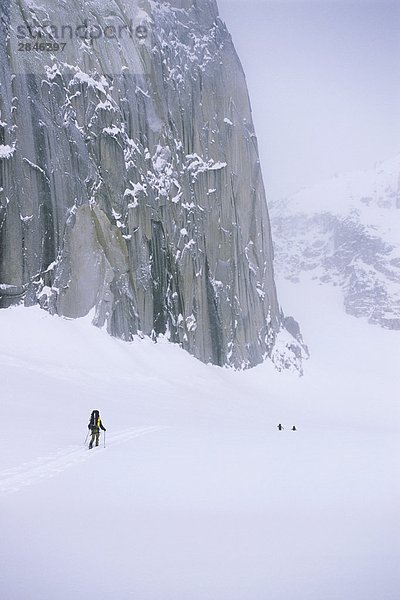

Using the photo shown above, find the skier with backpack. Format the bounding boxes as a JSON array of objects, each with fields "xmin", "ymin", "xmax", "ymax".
[{"xmin": 88, "ymin": 410, "xmax": 106, "ymax": 449}]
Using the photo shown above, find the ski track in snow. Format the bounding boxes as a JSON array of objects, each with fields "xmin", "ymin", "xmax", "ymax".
[{"xmin": 0, "ymin": 426, "xmax": 167, "ymax": 497}]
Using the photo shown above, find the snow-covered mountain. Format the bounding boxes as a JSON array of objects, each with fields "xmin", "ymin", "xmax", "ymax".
[
  {"xmin": 0, "ymin": 0, "xmax": 305, "ymax": 370},
  {"xmin": 270, "ymin": 155, "xmax": 400, "ymax": 329}
]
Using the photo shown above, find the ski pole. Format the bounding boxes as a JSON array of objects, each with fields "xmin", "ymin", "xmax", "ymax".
[
  {"xmin": 104, "ymin": 431, "xmax": 106, "ymax": 449},
  {"xmin": 84, "ymin": 430, "xmax": 89, "ymax": 446}
]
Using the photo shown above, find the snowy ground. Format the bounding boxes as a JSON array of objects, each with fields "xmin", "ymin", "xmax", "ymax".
[{"xmin": 1, "ymin": 279, "xmax": 399, "ymax": 600}]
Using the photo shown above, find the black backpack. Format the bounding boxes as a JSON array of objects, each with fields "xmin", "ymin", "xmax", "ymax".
[{"xmin": 89, "ymin": 410, "xmax": 100, "ymax": 429}]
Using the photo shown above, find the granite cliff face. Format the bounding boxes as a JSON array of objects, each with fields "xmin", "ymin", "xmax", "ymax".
[{"xmin": 0, "ymin": 0, "xmax": 305, "ymax": 369}]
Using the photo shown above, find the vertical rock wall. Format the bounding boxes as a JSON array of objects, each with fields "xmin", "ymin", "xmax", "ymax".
[{"xmin": 0, "ymin": 0, "xmax": 287, "ymax": 368}]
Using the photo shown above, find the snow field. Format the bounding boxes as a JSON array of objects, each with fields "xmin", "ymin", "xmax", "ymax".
[{"xmin": 0, "ymin": 278, "xmax": 399, "ymax": 599}]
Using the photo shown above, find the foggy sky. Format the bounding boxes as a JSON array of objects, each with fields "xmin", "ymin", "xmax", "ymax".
[{"xmin": 217, "ymin": 0, "xmax": 400, "ymax": 201}]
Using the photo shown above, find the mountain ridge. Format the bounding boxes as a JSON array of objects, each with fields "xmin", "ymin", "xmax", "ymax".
[{"xmin": 271, "ymin": 154, "xmax": 400, "ymax": 329}]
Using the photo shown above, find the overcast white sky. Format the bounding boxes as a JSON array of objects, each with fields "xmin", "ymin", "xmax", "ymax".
[{"xmin": 217, "ymin": 0, "xmax": 400, "ymax": 201}]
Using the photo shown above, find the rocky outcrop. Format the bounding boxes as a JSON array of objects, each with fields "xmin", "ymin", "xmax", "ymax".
[{"xmin": 0, "ymin": 0, "xmax": 303, "ymax": 369}]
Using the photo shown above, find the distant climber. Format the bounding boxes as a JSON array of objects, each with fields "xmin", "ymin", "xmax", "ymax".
[
  {"xmin": 88, "ymin": 410, "xmax": 106, "ymax": 449},
  {"xmin": 277, "ymin": 424, "xmax": 284, "ymax": 431},
  {"xmin": 291, "ymin": 426, "xmax": 297, "ymax": 431}
]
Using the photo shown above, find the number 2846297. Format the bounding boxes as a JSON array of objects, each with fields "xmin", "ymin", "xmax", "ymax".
[{"xmin": 18, "ymin": 42, "xmax": 67, "ymax": 52}]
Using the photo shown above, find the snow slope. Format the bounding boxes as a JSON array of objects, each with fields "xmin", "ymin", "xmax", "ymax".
[{"xmin": 0, "ymin": 278, "xmax": 399, "ymax": 600}]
